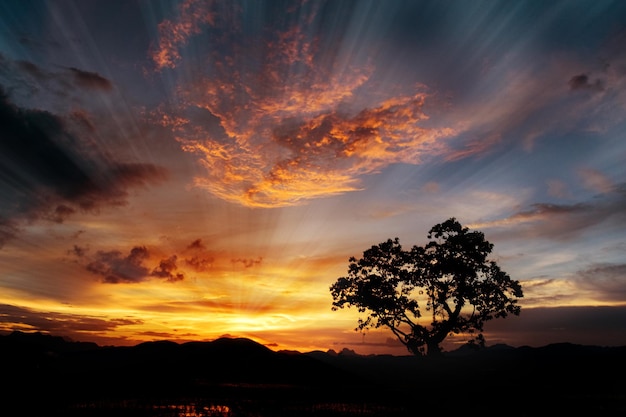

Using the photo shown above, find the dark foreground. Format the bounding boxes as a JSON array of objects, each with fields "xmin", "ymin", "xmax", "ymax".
[{"xmin": 1, "ymin": 332, "xmax": 625, "ymax": 416}]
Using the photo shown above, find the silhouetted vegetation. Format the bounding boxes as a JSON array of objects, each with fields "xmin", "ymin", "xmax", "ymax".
[{"xmin": 331, "ymin": 218, "xmax": 523, "ymax": 356}]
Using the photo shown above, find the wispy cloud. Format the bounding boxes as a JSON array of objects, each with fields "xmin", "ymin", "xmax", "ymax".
[
  {"xmin": 444, "ymin": 132, "xmax": 501, "ymax": 162},
  {"xmin": 517, "ymin": 278, "xmax": 581, "ymax": 307},
  {"xmin": 470, "ymin": 183, "xmax": 626, "ymax": 240},
  {"xmin": 439, "ymin": 31, "xmax": 626, "ymax": 157}
]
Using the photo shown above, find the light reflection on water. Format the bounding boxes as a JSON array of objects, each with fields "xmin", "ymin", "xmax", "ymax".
[
  {"xmin": 71, "ymin": 399, "xmax": 405, "ymax": 416},
  {"xmin": 153, "ymin": 403, "xmax": 231, "ymax": 417}
]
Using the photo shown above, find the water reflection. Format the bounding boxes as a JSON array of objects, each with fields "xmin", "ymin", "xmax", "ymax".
[
  {"xmin": 153, "ymin": 403, "xmax": 231, "ymax": 417},
  {"xmin": 70, "ymin": 399, "xmax": 404, "ymax": 416}
]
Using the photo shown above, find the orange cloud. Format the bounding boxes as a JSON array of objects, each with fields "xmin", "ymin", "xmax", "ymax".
[
  {"xmin": 469, "ymin": 203, "xmax": 588, "ymax": 231},
  {"xmin": 151, "ymin": 0, "xmax": 217, "ymax": 70},
  {"xmin": 174, "ymin": 91, "xmax": 454, "ymax": 207},
  {"xmin": 152, "ymin": 1, "xmax": 456, "ymax": 208}
]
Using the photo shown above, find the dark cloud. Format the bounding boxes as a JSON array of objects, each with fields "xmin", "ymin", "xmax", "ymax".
[
  {"xmin": 73, "ymin": 245, "xmax": 187, "ymax": 284},
  {"xmin": 187, "ymin": 238, "xmax": 206, "ymax": 250},
  {"xmin": 47, "ymin": 204, "xmax": 76, "ymax": 223},
  {"xmin": 69, "ymin": 244, "xmax": 88, "ymax": 258},
  {"xmin": 107, "ymin": 163, "xmax": 170, "ymax": 190},
  {"xmin": 0, "ymin": 88, "xmax": 168, "ymax": 247},
  {"xmin": 0, "ymin": 219, "xmax": 19, "ymax": 248},
  {"xmin": 68, "ymin": 67, "xmax": 113, "ymax": 91},
  {"xmin": 231, "ymin": 257, "xmax": 263, "ymax": 268},
  {"xmin": 568, "ymin": 73, "xmax": 604, "ymax": 92},
  {"xmin": 86, "ymin": 246, "xmax": 151, "ymax": 284},
  {"xmin": 2, "ymin": 56, "xmax": 113, "ymax": 94},
  {"xmin": 477, "ymin": 184, "xmax": 626, "ymax": 241},
  {"xmin": 16, "ymin": 60, "xmax": 46, "ymax": 80},
  {"xmin": 184, "ymin": 255, "xmax": 214, "ymax": 272},
  {"xmin": 514, "ymin": 202, "xmax": 588, "ymax": 218},
  {"xmin": 184, "ymin": 238, "xmax": 214, "ymax": 272},
  {"xmin": 18, "ymin": 35, "xmax": 62, "ymax": 50},
  {"xmin": 151, "ymin": 255, "xmax": 185, "ymax": 282},
  {"xmin": 69, "ymin": 110, "xmax": 96, "ymax": 133},
  {"xmin": 0, "ymin": 303, "xmax": 143, "ymax": 336}
]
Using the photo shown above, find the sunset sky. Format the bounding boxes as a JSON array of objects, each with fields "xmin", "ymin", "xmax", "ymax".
[{"xmin": 1, "ymin": 0, "xmax": 625, "ymax": 354}]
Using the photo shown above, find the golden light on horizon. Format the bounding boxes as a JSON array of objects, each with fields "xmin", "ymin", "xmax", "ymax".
[{"xmin": 1, "ymin": 0, "xmax": 626, "ymax": 354}]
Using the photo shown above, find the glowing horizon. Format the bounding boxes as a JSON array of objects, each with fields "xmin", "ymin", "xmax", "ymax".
[{"xmin": 1, "ymin": 0, "xmax": 626, "ymax": 355}]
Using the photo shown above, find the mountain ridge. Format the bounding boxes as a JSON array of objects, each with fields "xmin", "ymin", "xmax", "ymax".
[
  {"xmin": 5, "ymin": 329, "xmax": 625, "ymax": 356},
  {"xmin": 1, "ymin": 331, "xmax": 625, "ymax": 416}
]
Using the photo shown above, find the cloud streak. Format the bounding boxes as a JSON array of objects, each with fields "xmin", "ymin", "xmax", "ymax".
[
  {"xmin": 0, "ymin": 303, "xmax": 143, "ymax": 341},
  {"xmin": 470, "ymin": 182, "xmax": 626, "ymax": 241}
]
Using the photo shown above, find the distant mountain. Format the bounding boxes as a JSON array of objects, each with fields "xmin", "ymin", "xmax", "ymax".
[
  {"xmin": 1, "ymin": 330, "xmax": 99, "ymax": 353},
  {"xmin": 445, "ymin": 342, "xmax": 515, "ymax": 356},
  {"xmin": 0, "ymin": 331, "xmax": 355, "ymax": 398}
]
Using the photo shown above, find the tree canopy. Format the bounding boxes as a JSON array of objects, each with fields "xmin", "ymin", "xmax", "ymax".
[{"xmin": 330, "ymin": 218, "xmax": 523, "ymax": 356}]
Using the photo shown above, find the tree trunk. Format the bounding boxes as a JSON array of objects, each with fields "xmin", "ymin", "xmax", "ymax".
[{"xmin": 426, "ymin": 340, "xmax": 442, "ymax": 357}]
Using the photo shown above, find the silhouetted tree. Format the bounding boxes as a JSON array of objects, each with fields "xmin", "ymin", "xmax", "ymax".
[{"xmin": 330, "ymin": 218, "xmax": 523, "ymax": 356}]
